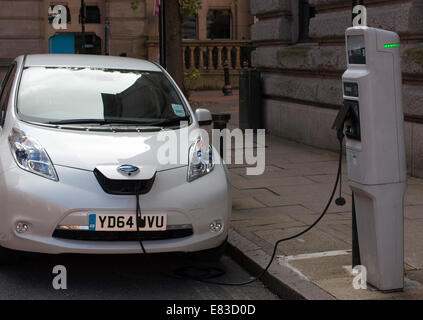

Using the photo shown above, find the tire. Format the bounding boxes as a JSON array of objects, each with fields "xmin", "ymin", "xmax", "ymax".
[
  {"xmin": 191, "ymin": 239, "xmax": 227, "ymax": 262},
  {"xmin": 0, "ymin": 246, "xmax": 19, "ymax": 265}
]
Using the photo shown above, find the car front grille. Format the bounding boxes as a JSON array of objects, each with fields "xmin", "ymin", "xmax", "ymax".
[
  {"xmin": 52, "ymin": 228, "xmax": 193, "ymax": 241},
  {"xmin": 94, "ymin": 169, "xmax": 155, "ymax": 195}
]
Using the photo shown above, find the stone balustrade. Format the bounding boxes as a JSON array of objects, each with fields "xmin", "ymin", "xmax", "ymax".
[{"xmin": 147, "ymin": 39, "xmax": 254, "ymax": 71}]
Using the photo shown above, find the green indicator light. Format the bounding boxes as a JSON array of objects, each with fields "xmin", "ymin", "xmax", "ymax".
[{"xmin": 384, "ymin": 43, "xmax": 400, "ymax": 48}]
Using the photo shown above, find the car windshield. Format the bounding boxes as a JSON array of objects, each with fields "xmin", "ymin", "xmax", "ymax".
[{"xmin": 17, "ymin": 66, "xmax": 190, "ymax": 126}]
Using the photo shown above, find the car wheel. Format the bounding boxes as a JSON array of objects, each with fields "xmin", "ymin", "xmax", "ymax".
[
  {"xmin": 191, "ymin": 239, "xmax": 227, "ymax": 262},
  {"xmin": 0, "ymin": 246, "xmax": 19, "ymax": 265}
]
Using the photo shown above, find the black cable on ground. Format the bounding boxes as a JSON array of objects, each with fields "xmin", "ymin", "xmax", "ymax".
[{"xmin": 135, "ymin": 138, "xmax": 345, "ymax": 287}]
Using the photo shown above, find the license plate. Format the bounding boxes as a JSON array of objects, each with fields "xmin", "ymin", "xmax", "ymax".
[{"xmin": 89, "ymin": 214, "xmax": 167, "ymax": 231}]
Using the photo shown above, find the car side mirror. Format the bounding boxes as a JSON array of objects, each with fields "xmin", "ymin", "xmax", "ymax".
[{"xmin": 195, "ymin": 108, "xmax": 212, "ymax": 126}]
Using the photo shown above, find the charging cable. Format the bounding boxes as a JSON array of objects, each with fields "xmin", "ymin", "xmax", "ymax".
[
  {"xmin": 135, "ymin": 194, "xmax": 147, "ymax": 255},
  {"xmin": 171, "ymin": 132, "xmax": 346, "ymax": 286},
  {"xmin": 335, "ymin": 149, "xmax": 346, "ymax": 206},
  {"xmin": 134, "ymin": 134, "xmax": 346, "ymax": 287}
]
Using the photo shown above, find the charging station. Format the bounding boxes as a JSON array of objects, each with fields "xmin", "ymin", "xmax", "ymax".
[{"xmin": 334, "ymin": 26, "xmax": 407, "ymax": 291}]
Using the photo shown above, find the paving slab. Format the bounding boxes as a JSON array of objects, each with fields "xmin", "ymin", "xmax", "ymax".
[
  {"xmin": 405, "ymin": 205, "xmax": 423, "ymax": 220},
  {"xmin": 254, "ymin": 227, "xmax": 350, "ymax": 256},
  {"xmin": 285, "ymin": 254, "xmax": 352, "ymax": 282},
  {"xmin": 405, "ymin": 184, "xmax": 423, "ymax": 205},
  {"xmin": 405, "ymin": 218, "xmax": 423, "ymax": 269},
  {"xmin": 232, "ymin": 197, "xmax": 266, "ymax": 210}
]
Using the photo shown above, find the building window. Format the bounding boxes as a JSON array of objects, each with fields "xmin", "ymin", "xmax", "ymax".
[
  {"xmin": 48, "ymin": 5, "xmax": 71, "ymax": 24},
  {"xmin": 80, "ymin": 5, "xmax": 101, "ymax": 24},
  {"xmin": 207, "ymin": 9, "xmax": 231, "ymax": 39},
  {"xmin": 182, "ymin": 15, "xmax": 198, "ymax": 39},
  {"xmin": 298, "ymin": 0, "xmax": 316, "ymax": 42}
]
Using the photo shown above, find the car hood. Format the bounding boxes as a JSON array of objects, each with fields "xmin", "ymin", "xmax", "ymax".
[{"xmin": 17, "ymin": 122, "xmax": 195, "ymax": 174}]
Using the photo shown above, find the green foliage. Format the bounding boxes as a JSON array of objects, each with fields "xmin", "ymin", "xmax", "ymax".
[
  {"xmin": 130, "ymin": 0, "xmax": 202, "ymax": 19},
  {"xmin": 183, "ymin": 69, "xmax": 201, "ymax": 94},
  {"xmin": 130, "ymin": 0, "xmax": 141, "ymax": 11},
  {"xmin": 180, "ymin": 0, "xmax": 237, "ymax": 17},
  {"xmin": 184, "ymin": 68, "xmax": 201, "ymax": 82},
  {"xmin": 131, "ymin": 0, "xmax": 238, "ymax": 17},
  {"xmin": 180, "ymin": 0, "xmax": 202, "ymax": 17}
]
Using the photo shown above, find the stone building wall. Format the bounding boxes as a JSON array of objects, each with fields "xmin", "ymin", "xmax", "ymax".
[
  {"xmin": 0, "ymin": 0, "xmax": 44, "ymax": 80},
  {"xmin": 250, "ymin": 0, "xmax": 423, "ymax": 177},
  {"xmin": 107, "ymin": 0, "xmax": 148, "ymax": 58},
  {"xmin": 0, "ymin": 0, "xmax": 148, "ymax": 80}
]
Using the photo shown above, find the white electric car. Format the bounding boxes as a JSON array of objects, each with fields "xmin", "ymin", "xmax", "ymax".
[{"xmin": 0, "ymin": 54, "xmax": 231, "ymax": 263}]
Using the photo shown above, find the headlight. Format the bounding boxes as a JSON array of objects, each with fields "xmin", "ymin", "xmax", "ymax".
[
  {"xmin": 8, "ymin": 128, "xmax": 58, "ymax": 181},
  {"xmin": 187, "ymin": 137, "xmax": 214, "ymax": 182}
]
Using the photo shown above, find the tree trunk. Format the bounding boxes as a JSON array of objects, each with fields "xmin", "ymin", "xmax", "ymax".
[{"xmin": 164, "ymin": 0, "xmax": 185, "ymax": 92}]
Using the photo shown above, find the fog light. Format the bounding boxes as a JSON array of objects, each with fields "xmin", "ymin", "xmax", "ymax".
[
  {"xmin": 209, "ymin": 220, "xmax": 223, "ymax": 233},
  {"xmin": 16, "ymin": 222, "xmax": 29, "ymax": 234}
]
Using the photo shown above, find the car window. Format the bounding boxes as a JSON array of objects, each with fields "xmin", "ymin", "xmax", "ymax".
[
  {"xmin": 17, "ymin": 67, "xmax": 190, "ymax": 126},
  {"xmin": 0, "ymin": 63, "xmax": 17, "ymax": 126}
]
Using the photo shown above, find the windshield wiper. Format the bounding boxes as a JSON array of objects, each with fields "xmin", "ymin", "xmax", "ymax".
[
  {"xmin": 47, "ymin": 119, "xmax": 153, "ymax": 126},
  {"xmin": 145, "ymin": 116, "xmax": 190, "ymax": 127},
  {"xmin": 48, "ymin": 117, "xmax": 190, "ymax": 127}
]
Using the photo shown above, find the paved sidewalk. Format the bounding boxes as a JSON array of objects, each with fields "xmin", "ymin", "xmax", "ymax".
[{"xmin": 190, "ymin": 90, "xmax": 423, "ymax": 300}]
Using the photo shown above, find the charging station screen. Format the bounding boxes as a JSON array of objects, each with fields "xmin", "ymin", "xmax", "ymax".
[{"xmin": 347, "ymin": 35, "xmax": 366, "ymax": 64}]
